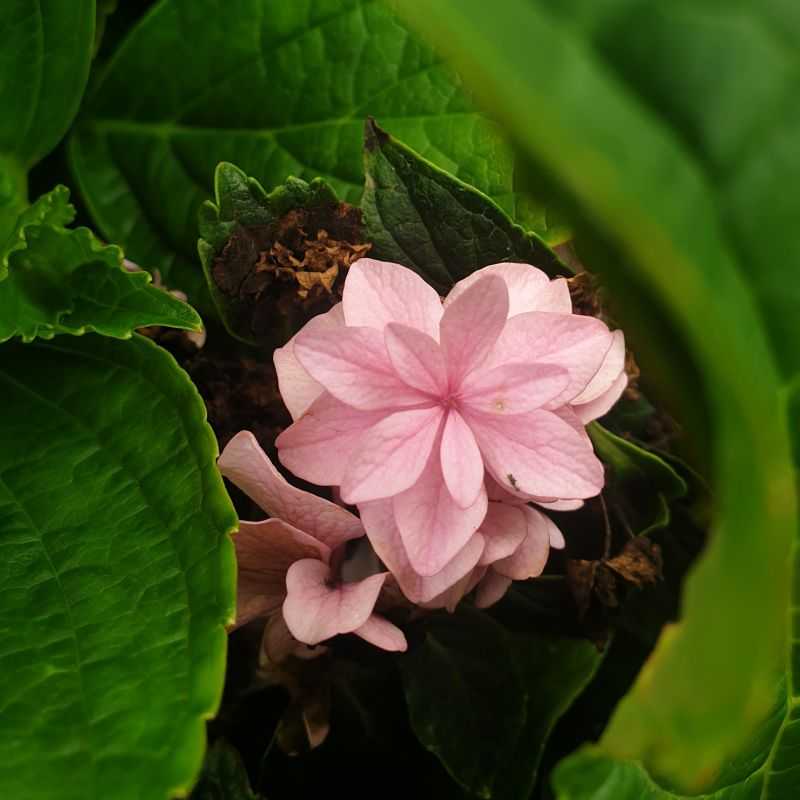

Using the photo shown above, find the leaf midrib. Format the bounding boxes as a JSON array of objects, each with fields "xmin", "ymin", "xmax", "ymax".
[{"xmin": 83, "ymin": 111, "xmax": 482, "ymax": 141}]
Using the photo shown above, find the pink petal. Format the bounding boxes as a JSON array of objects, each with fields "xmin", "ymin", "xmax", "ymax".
[
  {"xmin": 343, "ymin": 258, "xmax": 443, "ymax": 339},
  {"xmin": 359, "ymin": 499, "xmax": 485, "ymax": 603},
  {"xmin": 478, "ymin": 502, "xmax": 529, "ymax": 565},
  {"xmin": 219, "ymin": 431, "xmax": 363, "ymax": 548},
  {"xmin": 488, "ymin": 312, "xmax": 614, "ymax": 403},
  {"xmin": 573, "ymin": 372, "xmax": 628, "ymax": 424},
  {"xmin": 535, "ymin": 498, "xmax": 584, "ymax": 513},
  {"xmin": 353, "ymin": 614, "xmax": 408, "ymax": 652},
  {"xmin": 440, "ymin": 409, "xmax": 484, "ymax": 509},
  {"xmin": 547, "ymin": 522, "xmax": 566, "ymax": 549},
  {"xmin": 474, "ymin": 569, "xmax": 513, "ymax": 608},
  {"xmin": 340, "ymin": 406, "xmax": 443, "ymax": 504},
  {"xmin": 294, "ymin": 324, "xmax": 426, "ymax": 410},
  {"xmin": 231, "ymin": 519, "xmax": 330, "ymax": 628},
  {"xmin": 493, "ymin": 507, "xmax": 554, "ymax": 579},
  {"xmin": 384, "ymin": 323, "xmax": 448, "ymax": 396},
  {"xmin": 467, "ymin": 408, "xmax": 604, "ymax": 499},
  {"xmin": 445, "ymin": 262, "xmax": 571, "ymax": 316},
  {"xmin": 571, "ymin": 330, "xmax": 626, "ymax": 405},
  {"xmin": 393, "ymin": 440, "xmax": 488, "ymax": 576},
  {"xmin": 274, "ymin": 304, "xmax": 345, "ymax": 420},
  {"xmin": 276, "ymin": 394, "xmax": 385, "ymax": 486},
  {"xmin": 421, "ymin": 567, "xmax": 480, "ymax": 612},
  {"xmin": 440, "ymin": 274, "xmax": 509, "ymax": 385},
  {"xmin": 460, "ymin": 362, "xmax": 570, "ymax": 415},
  {"xmin": 282, "ymin": 560, "xmax": 387, "ymax": 645},
  {"xmin": 485, "ymin": 474, "xmax": 527, "ymax": 505}
]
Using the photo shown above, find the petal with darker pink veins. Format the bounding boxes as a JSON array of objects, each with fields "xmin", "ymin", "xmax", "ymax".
[
  {"xmin": 478, "ymin": 502, "xmax": 529, "ymax": 565},
  {"xmin": 340, "ymin": 406, "xmax": 443, "ymax": 504},
  {"xmin": 440, "ymin": 275, "xmax": 509, "ymax": 385},
  {"xmin": 274, "ymin": 304, "xmax": 345, "ymax": 420},
  {"xmin": 220, "ymin": 431, "xmax": 363, "ymax": 548},
  {"xmin": 343, "ymin": 258, "xmax": 443, "ymax": 338},
  {"xmin": 384, "ymin": 323, "xmax": 448, "ymax": 396},
  {"xmin": 493, "ymin": 506, "xmax": 554, "ymax": 579},
  {"xmin": 276, "ymin": 393, "xmax": 385, "ymax": 486},
  {"xmin": 294, "ymin": 324, "xmax": 426, "ymax": 410},
  {"xmin": 445, "ymin": 262, "xmax": 571, "ymax": 316},
  {"xmin": 440, "ymin": 409, "xmax": 484, "ymax": 509},
  {"xmin": 393, "ymin": 441, "xmax": 488, "ymax": 576},
  {"xmin": 467, "ymin": 408, "xmax": 604, "ymax": 499},
  {"xmin": 353, "ymin": 614, "xmax": 408, "ymax": 652},
  {"xmin": 358, "ymin": 499, "xmax": 485, "ymax": 603},
  {"xmin": 488, "ymin": 311, "xmax": 613, "ymax": 403},
  {"xmin": 571, "ymin": 329, "xmax": 626, "ymax": 405},
  {"xmin": 573, "ymin": 372, "xmax": 628, "ymax": 424},
  {"xmin": 460, "ymin": 362, "xmax": 570, "ymax": 416},
  {"xmin": 282, "ymin": 560, "xmax": 388, "ymax": 645}
]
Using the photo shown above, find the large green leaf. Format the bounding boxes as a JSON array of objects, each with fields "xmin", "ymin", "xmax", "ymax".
[
  {"xmin": 0, "ymin": 334, "xmax": 237, "ymax": 800},
  {"xmin": 553, "ymin": 675, "xmax": 796, "ymax": 798},
  {"xmin": 0, "ymin": 0, "xmax": 94, "ymax": 168},
  {"xmin": 362, "ymin": 118, "xmax": 566, "ymax": 290},
  {"xmin": 0, "ymin": 187, "xmax": 201, "ymax": 342},
  {"xmin": 68, "ymin": 0, "xmax": 517, "ymax": 308},
  {"xmin": 398, "ymin": 609, "xmax": 601, "ymax": 799},
  {"xmin": 394, "ymin": 0, "xmax": 798, "ymax": 789}
]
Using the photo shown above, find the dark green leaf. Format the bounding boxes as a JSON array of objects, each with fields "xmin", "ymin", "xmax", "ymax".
[
  {"xmin": 0, "ymin": 156, "xmax": 29, "ymax": 263},
  {"xmin": 0, "ymin": 188, "xmax": 201, "ymax": 342},
  {"xmin": 69, "ymin": 0, "xmax": 518, "ymax": 309},
  {"xmin": 362, "ymin": 118, "xmax": 566, "ymax": 290},
  {"xmin": 399, "ymin": 609, "xmax": 601, "ymax": 799},
  {"xmin": 197, "ymin": 162, "xmax": 341, "ymax": 344},
  {"xmin": 191, "ymin": 742, "xmax": 261, "ymax": 800},
  {"xmin": 0, "ymin": 334, "xmax": 237, "ymax": 800},
  {"xmin": 0, "ymin": 0, "xmax": 94, "ymax": 167},
  {"xmin": 395, "ymin": 0, "xmax": 797, "ymax": 786},
  {"xmin": 590, "ymin": 423, "xmax": 687, "ymax": 536}
]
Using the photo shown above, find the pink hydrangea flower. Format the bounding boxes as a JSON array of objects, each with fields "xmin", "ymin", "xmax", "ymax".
[
  {"xmin": 274, "ymin": 259, "xmax": 626, "ymax": 591},
  {"xmin": 218, "ymin": 430, "xmax": 407, "ymax": 658}
]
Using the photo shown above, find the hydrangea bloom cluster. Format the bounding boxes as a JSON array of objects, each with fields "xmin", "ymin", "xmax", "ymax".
[{"xmin": 222, "ymin": 258, "xmax": 626, "ymax": 654}]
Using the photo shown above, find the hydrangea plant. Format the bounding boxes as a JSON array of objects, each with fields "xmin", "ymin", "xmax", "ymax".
[{"xmin": 0, "ymin": 2, "xmax": 797, "ymax": 800}]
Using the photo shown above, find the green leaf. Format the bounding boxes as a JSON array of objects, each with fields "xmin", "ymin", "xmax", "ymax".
[
  {"xmin": 399, "ymin": 609, "xmax": 601, "ymax": 799},
  {"xmin": 197, "ymin": 162, "xmax": 341, "ymax": 344},
  {"xmin": 68, "ymin": 0, "xmax": 517, "ymax": 308},
  {"xmin": 0, "ymin": 334, "xmax": 237, "ymax": 800},
  {"xmin": 514, "ymin": 190, "xmax": 572, "ymax": 248},
  {"xmin": 394, "ymin": 0, "xmax": 797, "ymax": 789},
  {"xmin": 0, "ymin": 156, "xmax": 29, "ymax": 261},
  {"xmin": 589, "ymin": 423, "xmax": 687, "ymax": 537},
  {"xmin": 362, "ymin": 118, "xmax": 567, "ymax": 290},
  {"xmin": 0, "ymin": 188, "xmax": 202, "ymax": 342},
  {"xmin": 0, "ymin": 0, "xmax": 94, "ymax": 167},
  {"xmin": 552, "ymin": 675, "xmax": 795, "ymax": 798},
  {"xmin": 190, "ymin": 742, "xmax": 261, "ymax": 800}
]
